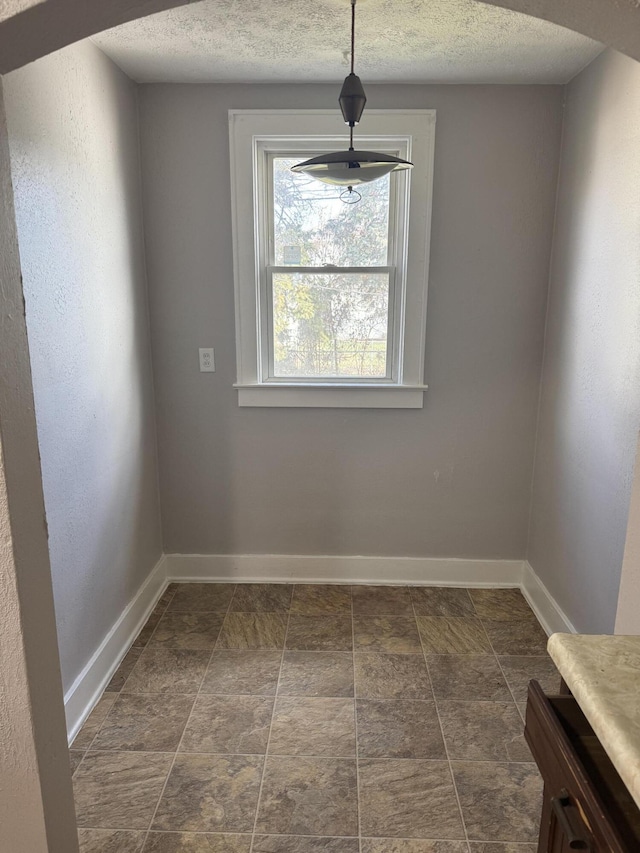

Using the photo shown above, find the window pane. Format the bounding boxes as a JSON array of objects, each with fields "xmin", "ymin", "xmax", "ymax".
[
  {"xmin": 273, "ymin": 157, "xmax": 390, "ymax": 267},
  {"xmin": 272, "ymin": 272, "xmax": 389, "ymax": 378}
]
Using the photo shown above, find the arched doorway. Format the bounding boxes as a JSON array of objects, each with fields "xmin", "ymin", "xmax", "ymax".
[{"xmin": 1, "ymin": 0, "xmax": 640, "ymax": 73}]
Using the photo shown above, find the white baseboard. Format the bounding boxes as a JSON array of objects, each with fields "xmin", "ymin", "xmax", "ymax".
[
  {"xmin": 64, "ymin": 553, "xmax": 572, "ymax": 744},
  {"xmin": 64, "ymin": 555, "xmax": 168, "ymax": 743},
  {"xmin": 165, "ymin": 553, "xmax": 524, "ymax": 587},
  {"xmin": 521, "ymin": 560, "xmax": 576, "ymax": 636}
]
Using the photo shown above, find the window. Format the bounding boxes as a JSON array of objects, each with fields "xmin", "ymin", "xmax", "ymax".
[{"xmin": 229, "ymin": 110, "xmax": 435, "ymax": 408}]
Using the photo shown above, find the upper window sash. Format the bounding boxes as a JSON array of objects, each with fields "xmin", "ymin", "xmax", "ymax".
[{"xmin": 265, "ymin": 150, "xmax": 402, "ymax": 270}]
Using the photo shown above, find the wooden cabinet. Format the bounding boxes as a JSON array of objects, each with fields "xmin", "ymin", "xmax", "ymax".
[{"xmin": 525, "ymin": 680, "xmax": 640, "ymax": 852}]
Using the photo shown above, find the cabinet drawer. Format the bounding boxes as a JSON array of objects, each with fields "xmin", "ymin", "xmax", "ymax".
[{"xmin": 525, "ymin": 680, "xmax": 640, "ymax": 852}]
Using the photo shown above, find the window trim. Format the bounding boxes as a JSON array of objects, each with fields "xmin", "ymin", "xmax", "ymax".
[{"xmin": 229, "ymin": 109, "xmax": 436, "ymax": 408}]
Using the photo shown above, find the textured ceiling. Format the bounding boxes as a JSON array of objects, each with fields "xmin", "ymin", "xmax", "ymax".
[{"xmin": 92, "ymin": 0, "xmax": 603, "ymax": 84}]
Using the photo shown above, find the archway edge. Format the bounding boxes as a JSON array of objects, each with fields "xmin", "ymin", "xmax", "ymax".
[{"xmin": 0, "ymin": 0, "xmax": 639, "ymax": 76}]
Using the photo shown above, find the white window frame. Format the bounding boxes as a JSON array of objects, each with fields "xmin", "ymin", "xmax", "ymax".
[{"xmin": 229, "ymin": 109, "xmax": 436, "ymax": 408}]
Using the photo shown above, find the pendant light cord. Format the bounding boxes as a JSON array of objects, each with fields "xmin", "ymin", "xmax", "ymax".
[
  {"xmin": 349, "ymin": 0, "xmax": 356, "ymax": 150},
  {"xmin": 350, "ymin": 0, "xmax": 356, "ymax": 75}
]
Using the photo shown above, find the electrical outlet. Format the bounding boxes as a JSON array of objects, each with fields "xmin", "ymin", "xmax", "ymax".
[{"xmin": 199, "ymin": 347, "xmax": 215, "ymax": 372}]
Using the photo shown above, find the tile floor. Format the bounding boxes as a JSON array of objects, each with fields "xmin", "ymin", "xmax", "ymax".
[{"xmin": 71, "ymin": 583, "xmax": 562, "ymax": 853}]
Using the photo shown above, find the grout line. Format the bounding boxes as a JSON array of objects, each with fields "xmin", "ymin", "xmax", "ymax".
[
  {"xmin": 76, "ymin": 745, "xmax": 535, "ymax": 764},
  {"xmin": 248, "ymin": 601, "xmax": 290, "ymax": 853},
  {"xmin": 480, "ymin": 612, "xmax": 538, "ymax": 730},
  {"xmin": 138, "ymin": 704, "xmax": 193, "ymax": 845},
  {"xmin": 414, "ymin": 595, "xmax": 472, "ymax": 853},
  {"xmin": 138, "ymin": 593, "xmax": 184, "ymax": 649},
  {"xmin": 494, "ymin": 653, "xmax": 526, "ymax": 715},
  {"xmin": 140, "ymin": 585, "xmax": 238, "ymax": 849},
  {"xmin": 75, "ymin": 693, "xmax": 119, "ymax": 752},
  {"xmin": 350, "ymin": 587, "xmax": 363, "ymax": 853}
]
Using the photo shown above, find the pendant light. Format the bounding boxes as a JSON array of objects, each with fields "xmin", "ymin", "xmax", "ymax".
[{"xmin": 291, "ymin": 0, "xmax": 413, "ymax": 201}]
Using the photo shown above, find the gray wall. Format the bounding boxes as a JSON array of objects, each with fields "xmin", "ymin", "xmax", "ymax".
[
  {"xmin": 4, "ymin": 40, "xmax": 163, "ymax": 692},
  {"xmin": 528, "ymin": 48, "xmax": 640, "ymax": 633},
  {"xmin": 139, "ymin": 82, "xmax": 563, "ymax": 559}
]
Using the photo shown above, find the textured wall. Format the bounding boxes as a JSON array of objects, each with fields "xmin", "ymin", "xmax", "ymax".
[
  {"xmin": 3, "ymin": 40, "xmax": 163, "ymax": 692},
  {"xmin": 140, "ymin": 82, "xmax": 562, "ymax": 559},
  {"xmin": 528, "ymin": 49, "xmax": 640, "ymax": 634},
  {"xmin": 0, "ymin": 82, "xmax": 78, "ymax": 853}
]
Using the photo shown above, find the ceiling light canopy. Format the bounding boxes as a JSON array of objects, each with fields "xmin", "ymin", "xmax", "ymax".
[{"xmin": 291, "ymin": 0, "xmax": 412, "ymax": 200}]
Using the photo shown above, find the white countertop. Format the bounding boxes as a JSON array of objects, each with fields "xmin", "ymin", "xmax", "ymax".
[{"xmin": 547, "ymin": 633, "xmax": 640, "ymax": 810}]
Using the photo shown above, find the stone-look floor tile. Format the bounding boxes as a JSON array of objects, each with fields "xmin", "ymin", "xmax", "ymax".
[
  {"xmin": 354, "ymin": 653, "xmax": 432, "ymax": 700},
  {"xmin": 451, "ymin": 761, "xmax": 542, "ymax": 843},
  {"xmin": 517, "ymin": 702, "xmax": 527, "ymax": 722},
  {"xmin": 256, "ymin": 755, "xmax": 358, "ymax": 836},
  {"xmin": 357, "ymin": 699, "xmax": 446, "ymax": 759},
  {"xmin": 201, "ymin": 650, "xmax": 282, "ymax": 694},
  {"xmin": 152, "ymin": 753, "xmax": 264, "ymax": 833},
  {"xmin": 286, "ymin": 615, "xmax": 353, "ymax": 651},
  {"xmin": 253, "ymin": 838, "xmax": 359, "ymax": 853},
  {"xmin": 291, "ymin": 584, "xmax": 352, "ymax": 615},
  {"xmin": 133, "ymin": 608, "xmax": 164, "ymax": 648},
  {"xmin": 497, "ymin": 655, "xmax": 561, "ymax": 705},
  {"xmin": 230, "ymin": 583, "xmax": 293, "ymax": 612},
  {"xmin": 72, "ymin": 694, "xmax": 118, "ymax": 748},
  {"xmin": 78, "ymin": 828, "xmax": 146, "ymax": 852},
  {"xmin": 410, "ymin": 587, "xmax": 475, "ymax": 617},
  {"xmin": 157, "ymin": 586, "xmax": 176, "ymax": 609},
  {"xmin": 416, "ymin": 617, "xmax": 491, "ymax": 654},
  {"xmin": 133, "ymin": 589, "xmax": 177, "ymax": 647},
  {"xmin": 483, "ymin": 619, "xmax": 548, "ymax": 656},
  {"xmin": 438, "ymin": 701, "xmax": 532, "ymax": 762},
  {"xmin": 427, "ymin": 656, "xmax": 512, "ymax": 701},
  {"xmin": 90, "ymin": 694, "xmax": 195, "ymax": 752},
  {"xmin": 269, "ymin": 697, "xmax": 356, "ymax": 756},
  {"xmin": 180, "ymin": 695, "xmax": 273, "ymax": 754},
  {"xmin": 279, "ymin": 651, "xmax": 354, "ymax": 697},
  {"xmin": 469, "ymin": 589, "xmax": 534, "ymax": 622},
  {"xmin": 147, "ymin": 612, "xmax": 224, "ymax": 650},
  {"xmin": 362, "ymin": 842, "xmax": 469, "ymax": 853},
  {"xmin": 123, "ymin": 648, "xmax": 211, "ymax": 693},
  {"xmin": 143, "ymin": 832, "xmax": 252, "ymax": 852},
  {"xmin": 70, "ymin": 749, "xmax": 85, "ymax": 775},
  {"xmin": 217, "ymin": 613, "xmax": 288, "ymax": 649},
  {"xmin": 74, "ymin": 751, "xmax": 173, "ymax": 829},
  {"xmin": 359, "ymin": 759, "xmax": 464, "ymax": 839},
  {"xmin": 353, "ymin": 616, "xmax": 422, "ymax": 654},
  {"xmin": 469, "ymin": 845, "xmax": 537, "ymax": 853},
  {"xmin": 352, "ymin": 585, "xmax": 414, "ymax": 616},
  {"xmin": 168, "ymin": 583, "xmax": 236, "ymax": 613},
  {"xmin": 105, "ymin": 648, "xmax": 143, "ymax": 692}
]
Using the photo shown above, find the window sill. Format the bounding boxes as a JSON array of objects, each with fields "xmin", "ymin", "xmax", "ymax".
[{"xmin": 234, "ymin": 383, "xmax": 427, "ymax": 409}]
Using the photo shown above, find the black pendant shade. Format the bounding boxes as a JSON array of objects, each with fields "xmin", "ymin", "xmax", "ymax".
[
  {"xmin": 292, "ymin": 0, "xmax": 413, "ymax": 195},
  {"xmin": 339, "ymin": 72, "xmax": 367, "ymax": 126},
  {"xmin": 291, "ymin": 149, "xmax": 412, "ymax": 187}
]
